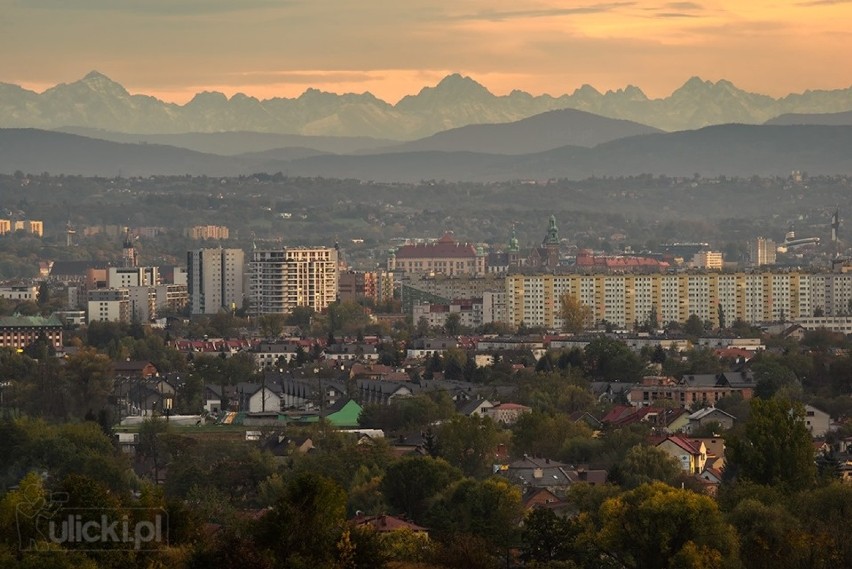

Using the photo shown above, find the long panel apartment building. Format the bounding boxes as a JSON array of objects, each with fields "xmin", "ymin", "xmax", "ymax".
[
  {"xmin": 250, "ymin": 247, "xmax": 338, "ymax": 315},
  {"xmin": 505, "ymin": 272, "xmax": 852, "ymax": 329}
]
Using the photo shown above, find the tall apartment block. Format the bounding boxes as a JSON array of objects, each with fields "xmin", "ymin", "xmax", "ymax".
[
  {"xmin": 187, "ymin": 248, "xmax": 245, "ymax": 315},
  {"xmin": 748, "ymin": 237, "xmax": 777, "ymax": 266},
  {"xmin": 250, "ymin": 247, "xmax": 338, "ymax": 315}
]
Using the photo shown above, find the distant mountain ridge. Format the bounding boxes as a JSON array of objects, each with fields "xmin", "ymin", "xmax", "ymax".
[
  {"xmin": 2, "ymin": 71, "xmax": 852, "ymax": 138},
  {"xmin": 3, "ymin": 125, "xmax": 852, "ymax": 181}
]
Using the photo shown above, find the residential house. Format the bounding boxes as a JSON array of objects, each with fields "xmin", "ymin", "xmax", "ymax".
[
  {"xmin": 654, "ymin": 435, "xmax": 707, "ymax": 474},
  {"xmin": 325, "ymin": 343, "xmax": 380, "ymax": 362},
  {"xmin": 486, "ymin": 403, "xmax": 532, "ymax": 425},
  {"xmin": 247, "ymin": 385, "xmax": 283, "ymax": 414},
  {"xmin": 629, "ymin": 372, "xmax": 755, "ymax": 408},
  {"xmin": 456, "ymin": 398, "xmax": 494, "ymax": 418},
  {"xmin": 686, "ymin": 407, "xmax": 736, "ymax": 434},
  {"xmin": 498, "ymin": 457, "xmax": 575, "ymax": 494},
  {"xmin": 804, "ymin": 404, "xmax": 831, "ymax": 438},
  {"xmin": 406, "ymin": 337, "xmax": 459, "ymax": 359},
  {"xmin": 351, "ymin": 514, "xmax": 428, "ymax": 536},
  {"xmin": 114, "ymin": 360, "xmax": 158, "ymax": 379},
  {"xmin": 498, "ymin": 457, "xmax": 607, "ymax": 495}
]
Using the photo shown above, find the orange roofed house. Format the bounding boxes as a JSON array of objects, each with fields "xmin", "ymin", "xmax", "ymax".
[{"xmin": 387, "ymin": 233, "xmax": 486, "ymax": 276}]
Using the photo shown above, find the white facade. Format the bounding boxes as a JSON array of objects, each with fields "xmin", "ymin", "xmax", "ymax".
[
  {"xmin": 87, "ymin": 288, "xmax": 130, "ymax": 323},
  {"xmin": 107, "ymin": 267, "xmax": 158, "ymax": 289},
  {"xmin": 0, "ymin": 285, "xmax": 38, "ymax": 301},
  {"xmin": 249, "ymin": 248, "xmax": 338, "ymax": 315},
  {"xmin": 188, "ymin": 248, "xmax": 245, "ymax": 315}
]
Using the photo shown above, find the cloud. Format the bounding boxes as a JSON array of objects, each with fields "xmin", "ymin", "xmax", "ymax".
[
  {"xmin": 797, "ymin": 0, "xmax": 852, "ymax": 5},
  {"xmin": 16, "ymin": 0, "xmax": 289, "ymax": 15},
  {"xmin": 654, "ymin": 12, "xmax": 701, "ymax": 17},
  {"xmin": 664, "ymin": 1, "xmax": 703, "ymax": 9},
  {"xmin": 221, "ymin": 70, "xmax": 379, "ymax": 86},
  {"xmin": 450, "ymin": 2, "xmax": 635, "ymax": 22}
]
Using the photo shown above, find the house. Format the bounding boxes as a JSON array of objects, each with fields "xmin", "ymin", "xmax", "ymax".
[
  {"xmin": 324, "ymin": 343, "xmax": 379, "ymax": 362},
  {"xmin": 114, "ymin": 360, "xmax": 158, "ymax": 379},
  {"xmin": 521, "ymin": 488, "xmax": 574, "ymax": 516},
  {"xmin": 629, "ymin": 372, "xmax": 755, "ymax": 408},
  {"xmin": 252, "ymin": 342, "xmax": 302, "ymax": 370},
  {"xmin": 247, "ymin": 385, "xmax": 282, "ymax": 414},
  {"xmin": 804, "ymin": 404, "xmax": 831, "ymax": 438},
  {"xmin": 654, "ymin": 435, "xmax": 707, "ymax": 474},
  {"xmin": 321, "ymin": 399, "xmax": 363, "ymax": 427},
  {"xmin": 358, "ymin": 380, "xmax": 415, "ymax": 406},
  {"xmin": 286, "ymin": 399, "xmax": 364, "ymax": 428},
  {"xmin": 456, "ymin": 398, "xmax": 494, "ymax": 418},
  {"xmin": 498, "ymin": 457, "xmax": 575, "ymax": 493},
  {"xmin": 406, "ymin": 337, "xmax": 459, "ymax": 359},
  {"xmin": 686, "ymin": 407, "xmax": 736, "ymax": 434},
  {"xmin": 390, "ymin": 432, "xmax": 432, "ymax": 457},
  {"xmin": 351, "ymin": 514, "xmax": 428, "ymax": 535},
  {"xmin": 567, "ymin": 411, "xmax": 604, "ymax": 430},
  {"xmin": 486, "ymin": 403, "xmax": 531, "ymax": 425},
  {"xmin": 497, "ymin": 457, "xmax": 607, "ymax": 495}
]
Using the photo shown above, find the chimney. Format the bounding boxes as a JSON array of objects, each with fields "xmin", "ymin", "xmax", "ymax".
[{"xmin": 533, "ymin": 468, "xmax": 543, "ymax": 479}]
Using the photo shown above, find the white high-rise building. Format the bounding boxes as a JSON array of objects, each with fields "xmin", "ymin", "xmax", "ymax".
[
  {"xmin": 250, "ymin": 247, "xmax": 338, "ymax": 315},
  {"xmin": 749, "ymin": 237, "xmax": 776, "ymax": 266},
  {"xmin": 187, "ymin": 248, "xmax": 245, "ymax": 315}
]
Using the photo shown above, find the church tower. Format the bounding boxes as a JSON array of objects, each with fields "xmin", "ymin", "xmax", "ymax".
[
  {"xmin": 542, "ymin": 215, "xmax": 560, "ymax": 268},
  {"xmin": 122, "ymin": 230, "xmax": 138, "ymax": 268}
]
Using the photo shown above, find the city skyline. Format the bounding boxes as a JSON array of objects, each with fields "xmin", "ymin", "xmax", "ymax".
[{"xmin": 2, "ymin": 0, "xmax": 851, "ymax": 104}]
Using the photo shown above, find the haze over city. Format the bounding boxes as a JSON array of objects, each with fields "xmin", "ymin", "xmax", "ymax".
[
  {"xmin": 3, "ymin": 1, "xmax": 852, "ymax": 568},
  {"xmin": 3, "ymin": 0, "xmax": 852, "ymax": 102}
]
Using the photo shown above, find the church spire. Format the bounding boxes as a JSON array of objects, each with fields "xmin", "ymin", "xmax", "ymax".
[
  {"xmin": 509, "ymin": 226, "xmax": 519, "ymax": 252},
  {"xmin": 543, "ymin": 215, "xmax": 559, "ymax": 246}
]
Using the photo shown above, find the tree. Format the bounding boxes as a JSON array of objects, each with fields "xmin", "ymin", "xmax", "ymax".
[
  {"xmin": 717, "ymin": 303, "xmax": 726, "ymax": 329},
  {"xmin": 521, "ymin": 506, "xmax": 582, "ymax": 564},
  {"xmin": 595, "ymin": 482, "xmax": 739, "ymax": 569},
  {"xmin": 258, "ymin": 314, "xmax": 286, "ymax": 338},
  {"xmin": 584, "ymin": 336, "xmax": 646, "ymax": 382},
  {"xmin": 437, "ymin": 415, "xmax": 500, "ymax": 478},
  {"xmin": 286, "ymin": 306, "xmax": 314, "ymax": 330},
  {"xmin": 751, "ymin": 356, "xmax": 800, "ymax": 399},
  {"xmin": 444, "ymin": 312, "xmax": 462, "ymax": 336},
  {"xmin": 727, "ymin": 498, "xmax": 806, "ymax": 569},
  {"xmin": 36, "ymin": 281, "xmax": 49, "ymax": 307},
  {"xmin": 683, "ymin": 314, "xmax": 704, "ymax": 337},
  {"xmin": 614, "ymin": 444, "xmax": 683, "ymax": 489},
  {"xmin": 426, "ymin": 477, "xmax": 522, "ymax": 549},
  {"xmin": 725, "ymin": 398, "xmax": 816, "ymax": 491},
  {"xmin": 381, "ymin": 456, "xmax": 462, "ymax": 523},
  {"xmin": 560, "ymin": 293, "xmax": 592, "ymax": 334},
  {"xmin": 256, "ymin": 473, "xmax": 347, "ymax": 567},
  {"xmin": 63, "ymin": 347, "xmax": 114, "ymax": 419}
]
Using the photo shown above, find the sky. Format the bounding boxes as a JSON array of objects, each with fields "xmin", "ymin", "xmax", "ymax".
[{"xmin": 1, "ymin": 0, "xmax": 851, "ymax": 104}]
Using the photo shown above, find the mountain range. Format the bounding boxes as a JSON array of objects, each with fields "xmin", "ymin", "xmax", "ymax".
[
  {"xmin": 4, "ymin": 124, "xmax": 852, "ymax": 182},
  {"xmin": 2, "ymin": 71, "xmax": 852, "ymax": 138}
]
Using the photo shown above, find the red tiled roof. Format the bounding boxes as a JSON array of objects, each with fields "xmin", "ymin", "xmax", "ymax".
[
  {"xmin": 351, "ymin": 514, "xmax": 427, "ymax": 533},
  {"xmin": 575, "ymin": 251, "xmax": 669, "ymax": 269},
  {"xmin": 658, "ymin": 435, "xmax": 702, "ymax": 455},
  {"xmin": 493, "ymin": 403, "xmax": 531, "ymax": 411},
  {"xmin": 394, "ymin": 234, "xmax": 478, "ymax": 260}
]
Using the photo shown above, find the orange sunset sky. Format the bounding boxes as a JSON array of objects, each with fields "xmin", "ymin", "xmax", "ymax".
[{"xmin": 1, "ymin": 0, "xmax": 850, "ymax": 104}]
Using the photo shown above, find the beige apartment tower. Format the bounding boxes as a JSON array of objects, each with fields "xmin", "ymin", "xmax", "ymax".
[{"xmin": 250, "ymin": 247, "xmax": 338, "ymax": 315}]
